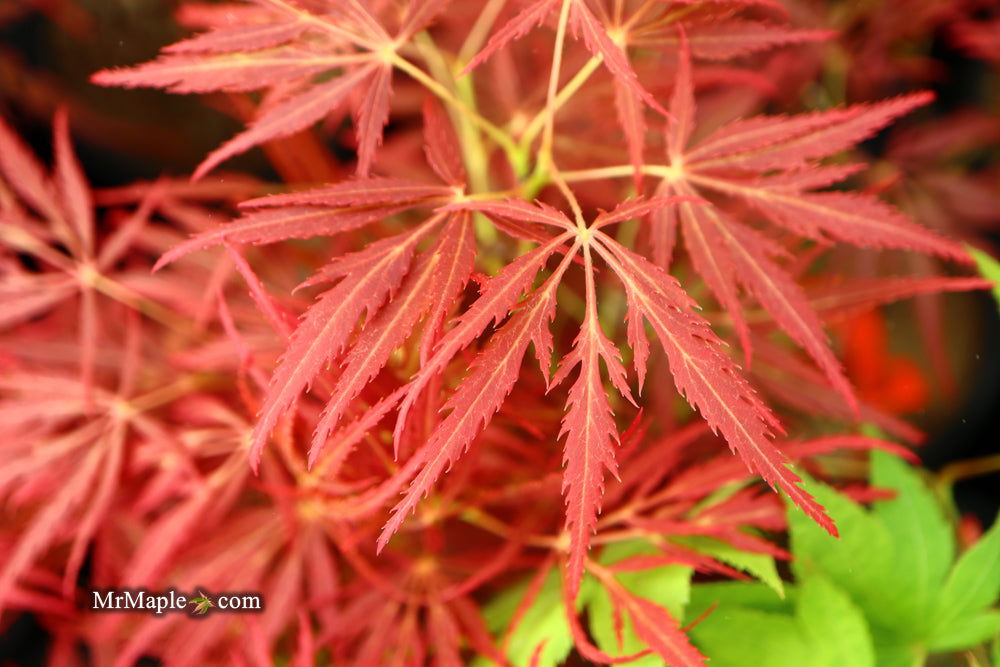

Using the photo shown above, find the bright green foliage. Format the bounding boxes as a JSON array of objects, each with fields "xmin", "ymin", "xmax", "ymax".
[
  {"xmin": 476, "ymin": 569, "xmax": 581, "ymax": 667},
  {"xmin": 480, "ymin": 453, "xmax": 998, "ymax": 666},
  {"xmin": 477, "ymin": 540, "xmax": 697, "ymax": 667},
  {"xmin": 970, "ymin": 245, "xmax": 1000, "ymax": 310},
  {"xmin": 672, "ymin": 535, "xmax": 785, "ymax": 599},
  {"xmin": 689, "ymin": 576, "xmax": 874, "ymax": 667},
  {"xmin": 586, "ymin": 540, "xmax": 693, "ymax": 666},
  {"xmin": 691, "ymin": 451, "xmax": 1000, "ymax": 667},
  {"xmin": 477, "ymin": 534, "xmax": 788, "ymax": 666}
]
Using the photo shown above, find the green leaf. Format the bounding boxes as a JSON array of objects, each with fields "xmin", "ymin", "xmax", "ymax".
[
  {"xmin": 795, "ymin": 576, "xmax": 875, "ymax": 667},
  {"xmin": 587, "ymin": 566, "xmax": 692, "ymax": 666},
  {"xmin": 688, "ymin": 581, "xmax": 795, "ymax": 625},
  {"xmin": 932, "ymin": 512, "xmax": 1000, "ymax": 637},
  {"xmin": 927, "ymin": 610, "xmax": 1000, "ymax": 652},
  {"xmin": 870, "ymin": 641, "xmax": 925, "ymax": 667},
  {"xmin": 673, "ymin": 535, "xmax": 785, "ymax": 598},
  {"xmin": 476, "ymin": 569, "xmax": 584, "ymax": 667},
  {"xmin": 691, "ymin": 607, "xmax": 809, "ymax": 667},
  {"xmin": 689, "ymin": 577, "xmax": 874, "ymax": 667},
  {"xmin": 596, "ymin": 539, "xmax": 693, "ymax": 617},
  {"xmin": 587, "ymin": 539, "xmax": 694, "ymax": 665},
  {"xmin": 969, "ymin": 245, "xmax": 1000, "ymax": 310},
  {"xmin": 869, "ymin": 450, "xmax": 954, "ymax": 636},
  {"xmin": 786, "ymin": 455, "xmax": 999, "ymax": 662},
  {"xmin": 786, "ymin": 473, "xmax": 898, "ymax": 625}
]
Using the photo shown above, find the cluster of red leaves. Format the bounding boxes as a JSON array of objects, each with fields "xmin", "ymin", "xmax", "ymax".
[{"xmin": 1, "ymin": 0, "xmax": 998, "ymax": 664}]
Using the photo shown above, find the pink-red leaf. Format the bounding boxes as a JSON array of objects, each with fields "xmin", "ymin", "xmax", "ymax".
[
  {"xmin": 52, "ymin": 110, "xmax": 94, "ymax": 256},
  {"xmin": 688, "ymin": 93, "xmax": 935, "ymax": 171},
  {"xmin": 162, "ymin": 20, "xmax": 309, "ymax": 54},
  {"xmin": 249, "ymin": 225, "xmax": 430, "ymax": 469},
  {"xmin": 379, "ymin": 284, "xmax": 561, "ymax": 550},
  {"xmin": 462, "ymin": 0, "xmax": 559, "ymax": 75},
  {"xmin": 570, "ymin": 2, "xmax": 667, "ymax": 117},
  {"xmin": 153, "ymin": 205, "xmax": 397, "ymax": 271},
  {"xmin": 554, "ymin": 292, "xmax": 625, "ymax": 596},
  {"xmin": 308, "ymin": 222, "xmax": 471, "ymax": 464},
  {"xmin": 91, "ymin": 51, "xmax": 355, "ymax": 94},
  {"xmin": 392, "ymin": 231, "xmax": 573, "ymax": 442},
  {"xmin": 422, "ymin": 98, "xmax": 466, "ymax": 187},
  {"xmin": 193, "ymin": 63, "xmax": 377, "ymax": 180},
  {"xmin": 243, "ymin": 178, "xmax": 452, "ymax": 209},
  {"xmin": 594, "ymin": 233, "xmax": 836, "ymax": 536},
  {"xmin": 606, "ymin": 584, "xmax": 706, "ymax": 667},
  {"xmin": 354, "ymin": 64, "xmax": 393, "ymax": 177}
]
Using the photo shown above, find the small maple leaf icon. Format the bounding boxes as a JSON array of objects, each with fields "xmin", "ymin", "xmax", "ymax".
[{"xmin": 189, "ymin": 592, "xmax": 214, "ymax": 615}]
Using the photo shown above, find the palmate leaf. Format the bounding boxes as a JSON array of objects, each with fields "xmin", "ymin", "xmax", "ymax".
[
  {"xmin": 647, "ymin": 28, "xmax": 972, "ymax": 416},
  {"xmin": 308, "ymin": 213, "xmax": 475, "ymax": 465},
  {"xmin": 592, "ymin": 234, "xmax": 835, "ymax": 537},
  {"xmin": 633, "ymin": 18, "xmax": 834, "ymax": 60},
  {"xmin": 381, "ymin": 198, "xmax": 835, "ymax": 598},
  {"xmin": 248, "ymin": 222, "xmax": 432, "ymax": 470},
  {"xmin": 149, "ymin": 107, "xmax": 482, "ymax": 470},
  {"xmin": 688, "ymin": 575, "xmax": 876, "ymax": 667},
  {"xmin": 463, "ymin": 0, "xmax": 666, "ymax": 154},
  {"xmin": 92, "ymin": 0, "xmax": 416, "ymax": 179},
  {"xmin": 787, "ymin": 454, "xmax": 1000, "ymax": 664},
  {"xmin": 379, "ymin": 243, "xmax": 576, "ymax": 550}
]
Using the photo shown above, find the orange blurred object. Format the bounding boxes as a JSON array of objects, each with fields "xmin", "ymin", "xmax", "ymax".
[{"xmin": 842, "ymin": 309, "xmax": 931, "ymax": 414}]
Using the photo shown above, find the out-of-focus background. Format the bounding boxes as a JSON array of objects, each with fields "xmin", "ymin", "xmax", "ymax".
[{"xmin": 0, "ymin": 0, "xmax": 998, "ymax": 663}]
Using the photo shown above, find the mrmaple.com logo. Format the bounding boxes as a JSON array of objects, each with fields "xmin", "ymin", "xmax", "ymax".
[{"xmin": 90, "ymin": 588, "xmax": 263, "ymax": 616}]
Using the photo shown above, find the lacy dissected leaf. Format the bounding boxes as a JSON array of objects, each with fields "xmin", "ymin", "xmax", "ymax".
[
  {"xmin": 645, "ymin": 29, "xmax": 970, "ymax": 411},
  {"xmin": 204, "ymin": 205, "xmax": 449, "ymax": 475},
  {"xmin": 92, "ymin": 1, "xmax": 408, "ymax": 178},
  {"xmin": 391, "ymin": 231, "xmax": 574, "ymax": 442},
  {"xmin": 0, "ymin": 112, "xmax": 163, "ymax": 398},
  {"xmin": 249, "ymin": 222, "xmax": 433, "ymax": 470},
  {"xmin": 382, "ymin": 198, "xmax": 693, "ymax": 587},
  {"xmin": 381, "ymin": 196, "xmax": 835, "ymax": 580},
  {"xmin": 592, "ymin": 232, "xmax": 835, "ymax": 536},
  {"xmin": 464, "ymin": 0, "xmax": 664, "ymax": 119},
  {"xmin": 380, "ymin": 258, "xmax": 570, "ymax": 550},
  {"xmin": 633, "ymin": 18, "xmax": 834, "ymax": 60},
  {"xmin": 552, "ymin": 247, "xmax": 630, "ymax": 596},
  {"xmin": 665, "ymin": 31, "xmax": 968, "ymax": 261},
  {"xmin": 308, "ymin": 213, "xmax": 475, "ymax": 465}
]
